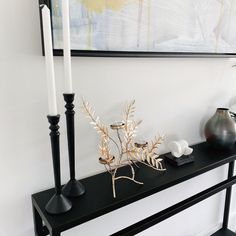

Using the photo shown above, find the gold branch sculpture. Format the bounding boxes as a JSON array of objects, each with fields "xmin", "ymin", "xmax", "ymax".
[{"xmin": 82, "ymin": 99, "xmax": 166, "ymax": 198}]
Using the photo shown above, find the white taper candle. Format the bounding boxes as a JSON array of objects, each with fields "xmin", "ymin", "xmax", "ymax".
[
  {"xmin": 42, "ymin": 5, "xmax": 58, "ymax": 116},
  {"xmin": 62, "ymin": 0, "xmax": 73, "ymax": 93}
]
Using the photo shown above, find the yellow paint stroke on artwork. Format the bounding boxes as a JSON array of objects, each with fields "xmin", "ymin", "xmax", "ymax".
[
  {"xmin": 215, "ymin": 0, "xmax": 224, "ymax": 53},
  {"xmin": 87, "ymin": 11, "xmax": 92, "ymax": 50},
  {"xmin": 55, "ymin": 3, "xmax": 60, "ymax": 17},
  {"xmin": 81, "ymin": 0, "xmax": 127, "ymax": 13},
  {"xmin": 226, "ymin": 0, "xmax": 235, "ymax": 41},
  {"xmin": 147, "ymin": 0, "xmax": 151, "ymax": 50},
  {"xmin": 137, "ymin": 0, "xmax": 143, "ymax": 47}
]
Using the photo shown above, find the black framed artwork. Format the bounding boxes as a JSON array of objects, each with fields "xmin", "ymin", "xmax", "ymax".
[{"xmin": 39, "ymin": 0, "xmax": 236, "ymax": 57}]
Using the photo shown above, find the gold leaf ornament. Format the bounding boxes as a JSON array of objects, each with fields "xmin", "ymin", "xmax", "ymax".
[{"xmin": 82, "ymin": 99, "xmax": 166, "ymax": 198}]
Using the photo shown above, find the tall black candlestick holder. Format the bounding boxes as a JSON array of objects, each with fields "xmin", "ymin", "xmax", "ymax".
[
  {"xmin": 45, "ymin": 115, "xmax": 72, "ymax": 214},
  {"xmin": 62, "ymin": 94, "xmax": 85, "ymax": 197}
]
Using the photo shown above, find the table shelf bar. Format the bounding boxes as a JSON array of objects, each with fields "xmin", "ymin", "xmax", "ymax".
[{"xmin": 111, "ymin": 176, "xmax": 236, "ymax": 236}]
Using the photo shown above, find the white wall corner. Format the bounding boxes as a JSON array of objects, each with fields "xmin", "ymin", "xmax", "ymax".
[
  {"xmin": 228, "ymin": 211, "xmax": 236, "ymax": 232},
  {"xmin": 194, "ymin": 211, "xmax": 236, "ymax": 236},
  {"xmin": 195, "ymin": 223, "xmax": 222, "ymax": 236}
]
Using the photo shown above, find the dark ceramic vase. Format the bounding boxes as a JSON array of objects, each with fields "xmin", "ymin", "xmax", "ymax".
[{"xmin": 204, "ymin": 108, "xmax": 236, "ymax": 149}]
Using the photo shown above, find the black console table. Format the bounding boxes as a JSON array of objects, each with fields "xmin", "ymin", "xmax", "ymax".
[{"xmin": 32, "ymin": 142, "xmax": 236, "ymax": 236}]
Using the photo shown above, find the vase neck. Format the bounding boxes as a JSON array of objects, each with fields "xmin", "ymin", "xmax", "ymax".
[{"xmin": 216, "ymin": 108, "xmax": 230, "ymax": 117}]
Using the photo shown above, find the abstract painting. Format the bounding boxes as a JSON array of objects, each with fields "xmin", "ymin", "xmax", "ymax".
[{"xmin": 49, "ymin": 0, "xmax": 236, "ymax": 56}]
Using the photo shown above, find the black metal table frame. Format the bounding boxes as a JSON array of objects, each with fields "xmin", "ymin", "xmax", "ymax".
[
  {"xmin": 112, "ymin": 161, "xmax": 236, "ymax": 236},
  {"xmin": 32, "ymin": 161, "xmax": 235, "ymax": 236}
]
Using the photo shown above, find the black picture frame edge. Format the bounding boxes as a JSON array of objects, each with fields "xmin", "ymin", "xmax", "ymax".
[
  {"xmin": 54, "ymin": 49, "xmax": 236, "ymax": 58},
  {"xmin": 39, "ymin": 0, "xmax": 236, "ymax": 58}
]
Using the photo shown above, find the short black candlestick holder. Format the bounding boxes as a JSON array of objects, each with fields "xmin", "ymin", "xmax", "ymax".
[
  {"xmin": 62, "ymin": 94, "xmax": 85, "ymax": 197},
  {"xmin": 45, "ymin": 115, "xmax": 72, "ymax": 214}
]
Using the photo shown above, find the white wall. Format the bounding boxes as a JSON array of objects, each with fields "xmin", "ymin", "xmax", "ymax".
[{"xmin": 1, "ymin": 0, "xmax": 236, "ymax": 236}]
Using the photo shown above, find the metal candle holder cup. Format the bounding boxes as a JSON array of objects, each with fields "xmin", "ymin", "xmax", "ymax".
[
  {"xmin": 62, "ymin": 94, "xmax": 85, "ymax": 197},
  {"xmin": 45, "ymin": 115, "xmax": 72, "ymax": 214}
]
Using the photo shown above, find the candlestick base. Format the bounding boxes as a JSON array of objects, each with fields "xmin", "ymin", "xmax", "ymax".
[
  {"xmin": 45, "ymin": 193, "xmax": 72, "ymax": 215},
  {"xmin": 62, "ymin": 179, "xmax": 85, "ymax": 197},
  {"xmin": 63, "ymin": 93, "xmax": 86, "ymax": 198}
]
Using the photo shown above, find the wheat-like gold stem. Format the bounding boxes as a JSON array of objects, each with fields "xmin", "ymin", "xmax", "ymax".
[{"xmin": 82, "ymin": 100, "xmax": 121, "ymax": 155}]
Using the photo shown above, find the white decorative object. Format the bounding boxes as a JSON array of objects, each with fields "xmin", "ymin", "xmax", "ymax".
[
  {"xmin": 168, "ymin": 140, "xmax": 193, "ymax": 158},
  {"xmin": 42, "ymin": 5, "xmax": 58, "ymax": 116},
  {"xmin": 62, "ymin": 0, "xmax": 73, "ymax": 93}
]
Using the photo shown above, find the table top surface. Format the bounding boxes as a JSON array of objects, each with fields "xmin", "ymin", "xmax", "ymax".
[{"xmin": 32, "ymin": 142, "xmax": 236, "ymax": 232}]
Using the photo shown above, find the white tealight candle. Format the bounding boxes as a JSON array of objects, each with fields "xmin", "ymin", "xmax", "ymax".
[
  {"xmin": 42, "ymin": 5, "xmax": 58, "ymax": 116},
  {"xmin": 62, "ymin": 0, "xmax": 73, "ymax": 93}
]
